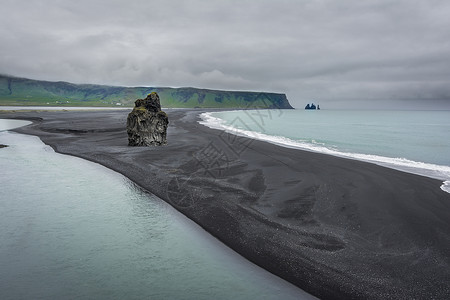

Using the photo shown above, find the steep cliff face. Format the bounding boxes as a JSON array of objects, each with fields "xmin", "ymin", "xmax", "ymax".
[
  {"xmin": 126, "ymin": 93, "xmax": 169, "ymax": 146},
  {"xmin": 0, "ymin": 75, "xmax": 294, "ymax": 108}
]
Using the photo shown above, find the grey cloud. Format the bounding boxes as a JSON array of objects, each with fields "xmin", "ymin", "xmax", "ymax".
[{"xmin": 1, "ymin": 0, "xmax": 450, "ymax": 108}]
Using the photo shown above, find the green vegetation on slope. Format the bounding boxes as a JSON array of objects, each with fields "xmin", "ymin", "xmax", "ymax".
[{"xmin": 0, "ymin": 75, "xmax": 293, "ymax": 109}]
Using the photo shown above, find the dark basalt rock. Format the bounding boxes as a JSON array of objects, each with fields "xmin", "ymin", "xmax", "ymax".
[
  {"xmin": 305, "ymin": 103, "xmax": 317, "ymax": 110},
  {"xmin": 127, "ymin": 92, "xmax": 169, "ymax": 146}
]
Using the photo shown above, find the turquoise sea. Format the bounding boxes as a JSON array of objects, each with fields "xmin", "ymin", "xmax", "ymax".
[
  {"xmin": 0, "ymin": 120, "xmax": 313, "ymax": 299},
  {"xmin": 200, "ymin": 109, "xmax": 450, "ymax": 193}
]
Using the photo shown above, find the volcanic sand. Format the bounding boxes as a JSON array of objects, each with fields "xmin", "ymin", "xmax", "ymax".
[{"xmin": 4, "ymin": 109, "xmax": 450, "ymax": 299}]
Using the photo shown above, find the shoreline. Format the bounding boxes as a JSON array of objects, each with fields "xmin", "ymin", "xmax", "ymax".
[
  {"xmin": 199, "ymin": 110, "xmax": 450, "ymax": 192},
  {"xmin": 2, "ymin": 109, "xmax": 450, "ymax": 299}
]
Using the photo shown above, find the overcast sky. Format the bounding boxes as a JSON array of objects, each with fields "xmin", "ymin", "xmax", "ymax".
[{"xmin": 1, "ymin": 0, "xmax": 450, "ymax": 108}]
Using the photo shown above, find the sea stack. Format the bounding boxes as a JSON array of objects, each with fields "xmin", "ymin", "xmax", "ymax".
[
  {"xmin": 305, "ymin": 103, "xmax": 317, "ymax": 110},
  {"xmin": 127, "ymin": 92, "xmax": 169, "ymax": 146}
]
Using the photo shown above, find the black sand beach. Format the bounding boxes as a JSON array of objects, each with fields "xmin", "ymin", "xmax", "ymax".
[{"xmin": 2, "ymin": 109, "xmax": 450, "ymax": 299}]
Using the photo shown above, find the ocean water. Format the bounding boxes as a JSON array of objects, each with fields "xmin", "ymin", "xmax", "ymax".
[
  {"xmin": 200, "ymin": 109, "xmax": 450, "ymax": 193},
  {"xmin": 0, "ymin": 122, "xmax": 313, "ymax": 299}
]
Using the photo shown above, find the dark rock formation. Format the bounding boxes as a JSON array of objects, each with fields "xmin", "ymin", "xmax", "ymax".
[
  {"xmin": 0, "ymin": 144, "xmax": 8, "ymax": 148},
  {"xmin": 305, "ymin": 103, "xmax": 317, "ymax": 110},
  {"xmin": 127, "ymin": 92, "xmax": 169, "ymax": 146}
]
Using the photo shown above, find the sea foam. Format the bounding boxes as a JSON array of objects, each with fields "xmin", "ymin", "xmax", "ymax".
[
  {"xmin": 441, "ymin": 181, "xmax": 450, "ymax": 193},
  {"xmin": 199, "ymin": 112, "xmax": 450, "ymax": 194}
]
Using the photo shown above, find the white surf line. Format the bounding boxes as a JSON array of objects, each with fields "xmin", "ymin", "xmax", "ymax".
[{"xmin": 198, "ymin": 112, "xmax": 450, "ymax": 194}]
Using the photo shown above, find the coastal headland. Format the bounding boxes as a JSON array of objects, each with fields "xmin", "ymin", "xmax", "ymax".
[{"xmin": 2, "ymin": 108, "xmax": 450, "ymax": 299}]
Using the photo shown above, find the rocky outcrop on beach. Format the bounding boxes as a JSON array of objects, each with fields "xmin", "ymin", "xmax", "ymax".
[{"xmin": 126, "ymin": 92, "xmax": 169, "ymax": 146}]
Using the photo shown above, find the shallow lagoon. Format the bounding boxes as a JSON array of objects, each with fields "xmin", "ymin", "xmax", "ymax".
[{"xmin": 0, "ymin": 126, "xmax": 314, "ymax": 299}]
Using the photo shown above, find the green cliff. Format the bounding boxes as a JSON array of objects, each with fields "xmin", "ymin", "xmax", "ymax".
[{"xmin": 0, "ymin": 75, "xmax": 293, "ymax": 109}]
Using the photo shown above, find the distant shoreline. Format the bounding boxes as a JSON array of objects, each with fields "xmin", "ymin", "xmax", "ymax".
[
  {"xmin": 0, "ymin": 75, "xmax": 294, "ymax": 109},
  {"xmin": 2, "ymin": 109, "xmax": 450, "ymax": 299}
]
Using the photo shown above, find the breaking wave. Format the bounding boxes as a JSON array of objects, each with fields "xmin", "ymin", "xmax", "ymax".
[{"xmin": 199, "ymin": 112, "xmax": 450, "ymax": 194}]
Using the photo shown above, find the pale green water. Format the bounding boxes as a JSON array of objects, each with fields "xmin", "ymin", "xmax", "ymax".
[
  {"xmin": 201, "ymin": 109, "xmax": 450, "ymax": 191},
  {"xmin": 0, "ymin": 127, "xmax": 314, "ymax": 299}
]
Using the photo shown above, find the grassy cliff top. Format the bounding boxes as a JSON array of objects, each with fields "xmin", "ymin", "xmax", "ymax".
[{"xmin": 0, "ymin": 75, "xmax": 293, "ymax": 109}]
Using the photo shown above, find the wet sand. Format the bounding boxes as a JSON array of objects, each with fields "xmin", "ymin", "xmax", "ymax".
[{"xmin": 3, "ymin": 108, "xmax": 450, "ymax": 299}]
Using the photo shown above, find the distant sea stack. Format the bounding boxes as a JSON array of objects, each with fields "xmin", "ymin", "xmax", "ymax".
[
  {"xmin": 305, "ymin": 103, "xmax": 320, "ymax": 110},
  {"xmin": 126, "ymin": 92, "xmax": 168, "ymax": 146}
]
